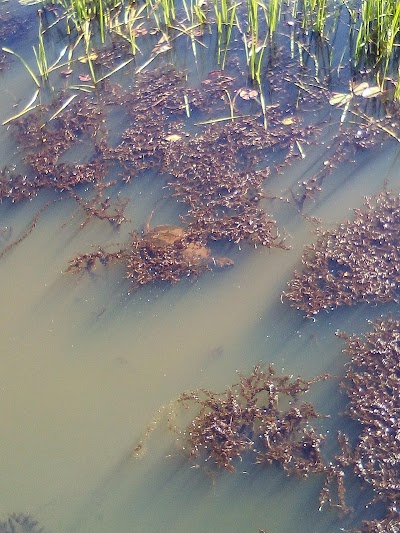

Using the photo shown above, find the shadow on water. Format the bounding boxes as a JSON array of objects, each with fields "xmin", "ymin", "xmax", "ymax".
[{"xmin": 67, "ymin": 438, "xmax": 382, "ymax": 533}]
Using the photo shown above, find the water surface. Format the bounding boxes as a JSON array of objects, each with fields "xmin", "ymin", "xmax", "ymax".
[{"xmin": 1, "ymin": 4, "xmax": 400, "ymax": 532}]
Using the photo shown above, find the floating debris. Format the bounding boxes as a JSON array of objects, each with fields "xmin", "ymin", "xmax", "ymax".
[{"xmin": 285, "ymin": 191, "xmax": 400, "ymax": 316}]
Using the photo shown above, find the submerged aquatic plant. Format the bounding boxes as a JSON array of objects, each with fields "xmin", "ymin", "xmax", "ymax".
[
  {"xmin": 285, "ymin": 190, "xmax": 400, "ymax": 316},
  {"xmin": 134, "ymin": 364, "xmax": 330, "ymax": 472},
  {"xmin": 0, "ymin": 513, "xmax": 47, "ymax": 533},
  {"xmin": 337, "ymin": 318, "xmax": 400, "ymax": 530}
]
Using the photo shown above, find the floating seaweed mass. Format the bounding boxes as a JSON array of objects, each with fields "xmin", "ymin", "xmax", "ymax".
[
  {"xmin": 135, "ymin": 364, "xmax": 330, "ymax": 475},
  {"xmin": 135, "ymin": 364, "xmax": 363, "ymax": 517},
  {"xmin": 354, "ymin": 509, "xmax": 400, "ymax": 533},
  {"xmin": 337, "ymin": 319, "xmax": 400, "ymax": 532},
  {"xmin": 285, "ymin": 190, "xmax": 400, "ymax": 316},
  {"xmin": 0, "ymin": 64, "xmax": 303, "ymax": 287},
  {"xmin": 65, "ymin": 66, "xmax": 302, "ymax": 286}
]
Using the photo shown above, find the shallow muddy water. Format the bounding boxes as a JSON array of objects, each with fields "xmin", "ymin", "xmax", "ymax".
[{"xmin": 1, "ymin": 3, "xmax": 400, "ymax": 532}]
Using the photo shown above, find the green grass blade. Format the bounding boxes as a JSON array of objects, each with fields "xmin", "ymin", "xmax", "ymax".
[{"xmin": 2, "ymin": 47, "xmax": 40, "ymax": 87}]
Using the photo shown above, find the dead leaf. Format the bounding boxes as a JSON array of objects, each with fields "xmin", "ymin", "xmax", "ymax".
[
  {"xmin": 352, "ymin": 81, "xmax": 369, "ymax": 96},
  {"xmin": 282, "ymin": 117, "xmax": 295, "ymax": 125},
  {"xmin": 238, "ymin": 88, "xmax": 258, "ymax": 100},
  {"xmin": 361, "ymin": 86, "xmax": 382, "ymax": 98},
  {"xmin": 329, "ymin": 93, "xmax": 352, "ymax": 106},
  {"xmin": 78, "ymin": 74, "xmax": 92, "ymax": 82},
  {"xmin": 165, "ymin": 134, "xmax": 182, "ymax": 142}
]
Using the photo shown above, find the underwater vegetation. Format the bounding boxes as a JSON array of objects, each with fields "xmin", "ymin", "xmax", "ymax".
[
  {"xmin": 137, "ymin": 364, "xmax": 331, "ymax": 474},
  {"xmin": 134, "ymin": 365, "xmax": 353, "ymax": 514},
  {"xmin": 1, "ymin": 63, "xmax": 309, "ymax": 287},
  {"xmin": 2, "ymin": 50, "xmax": 398, "ymax": 290},
  {"xmin": 136, "ymin": 317, "xmax": 400, "ymax": 530},
  {"xmin": 337, "ymin": 318, "xmax": 400, "ymax": 531},
  {"xmin": 285, "ymin": 190, "xmax": 400, "ymax": 316},
  {"xmin": 0, "ymin": 513, "xmax": 47, "ymax": 533},
  {"xmin": 1, "ymin": 1, "xmax": 400, "ymax": 532}
]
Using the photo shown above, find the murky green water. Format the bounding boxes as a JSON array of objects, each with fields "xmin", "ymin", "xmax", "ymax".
[{"xmin": 1, "ymin": 3, "xmax": 400, "ymax": 532}]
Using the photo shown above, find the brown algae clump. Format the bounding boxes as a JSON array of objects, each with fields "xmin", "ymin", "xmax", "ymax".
[
  {"xmin": 285, "ymin": 191, "xmax": 400, "ymax": 316},
  {"xmin": 336, "ymin": 318, "xmax": 400, "ymax": 530},
  {"xmin": 66, "ymin": 74, "xmax": 305, "ymax": 287},
  {"xmin": 1, "ymin": 64, "xmax": 320, "ymax": 288},
  {"xmin": 339, "ymin": 319, "xmax": 400, "ymax": 500},
  {"xmin": 0, "ymin": 513, "xmax": 47, "ymax": 533},
  {"xmin": 135, "ymin": 364, "xmax": 330, "ymax": 474}
]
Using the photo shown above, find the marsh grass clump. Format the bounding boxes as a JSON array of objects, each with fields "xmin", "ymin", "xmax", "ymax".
[
  {"xmin": 9, "ymin": 0, "xmax": 400, "ymax": 100},
  {"xmin": 337, "ymin": 318, "xmax": 400, "ymax": 530},
  {"xmin": 285, "ymin": 190, "xmax": 400, "ymax": 316},
  {"xmin": 297, "ymin": 0, "xmax": 328, "ymax": 36},
  {"xmin": 56, "ymin": 0, "xmax": 121, "ymax": 43},
  {"xmin": 355, "ymin": 0, "xmax": 400, "ymax": 72}
]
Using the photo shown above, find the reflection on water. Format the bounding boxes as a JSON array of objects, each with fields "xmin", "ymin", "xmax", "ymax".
[{"xmin": 1, "ymin": 5, "xmax": 400, "ymax": 532}]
